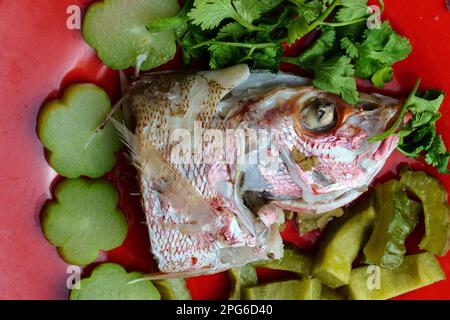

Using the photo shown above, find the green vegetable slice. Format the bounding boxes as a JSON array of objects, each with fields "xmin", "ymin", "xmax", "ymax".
[
  {"xmin": 228, "ymin": 265, "xmax": 258, "ymax": 300},
  {"xmin": 363, "ymin": 180, "xmax": 421, "ymax": 269},
  {"xmin": 242, "ymin": 279, "xmax": 322, "ymax": 300},
  {"xmin": 313, "ymin": 196, "xmax": 376, "ymax": 288},
  {"xmin": 154, "ymin": 278, "xmax": 192, "ymax": 300},
  {"xmin": 400, "ymin": 171, "xmax": 450, "ymax": 256},
  {"xmin": 37, "ymin": 84, "xmax": 122, "ymax": 178},
  {"xmin": 347, "ymin": 253, "xmax": 446, "ymax": 300},
  {"xmin": 253, "ymin": 247, "xmax": 313, "ymax": 276},
  {"xmin": 70, "ymin": 263, "xmax": 160, "ymax": 300},
  {"xmin": 41, "ymin": 178, "xmax": 127, "ymax": 265},
  {"xmin": 321, "ymin": 285, "xmax": 344, "ymax": 300},
  {"xmin": 82, "ymin": 0, "xmax": 180, "ymax": 71}
]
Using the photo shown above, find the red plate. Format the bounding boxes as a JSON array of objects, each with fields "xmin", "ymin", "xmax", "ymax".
[{"xmin": 1, "ymin": 0, "xmax": 450, "ymax": 300}]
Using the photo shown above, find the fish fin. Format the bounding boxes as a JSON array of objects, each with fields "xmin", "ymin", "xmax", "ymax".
[
  {"xmin": 111, "ymin": 118, "xmax": 216, "ymax": 227},
  {"xmin": 128, "ymin": 266, "xmax": 230, "ymax": 282},
  {"xmin": 94, "ymin": 94, "xmax": 129, "ymax": 133},
  {"xmin": 201, "ymin": 64, "xmax": 250, "ymax": 94}
]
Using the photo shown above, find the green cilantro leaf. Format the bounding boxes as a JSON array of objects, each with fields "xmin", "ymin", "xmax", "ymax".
[
  {"xmin": 41, "ymin": 179, "xmax": 128, "ymax": 265},
  {"xmin": 371, "ymin": 66, "xmax": 393, "ymax": 88},
  {"xmin": 296, "ymin": 0, "xmax": 325, "ymax": 23},
  {"xmin": 259, "ymin": 0, "xmax": 285, "ymax": 12},
  {"xmin": 188, "ymin": 0, "xmax": 262, "ymax": 30},
  {"xmin": 408, "ymin": 90, "xmax": 445, "ymax": 114},
  {"xmin": 341, "ymin": 36, "xmax": 359, "ymax": 59},
  {"xmin": 252, "ymin": 45, "xmax": 284, "ymax": 71},
  {"xmin": 310, "ymin": 55, "xmax": 359, "ymax": 105},
  {"xmin": 217, "ymin": 22, "xmax": 248, "ymax": 40},
  {"xmin": 286, "ymin": 16, "xmax": 310, "ymax": 45},
  {"xmin": 335, "ymin": 0, "xmax": 369, "ymax": 22},
  {"xmin": 297, "ymin": 28, "xmax": 336, "ymax": 65},
  {"xmin": 37, "ymin": 84, "xmax": 123, "ymax": 178},
  {"xmin": 180, "ymin": 26, "xmax": 210, "ymax": 65},
  {"xmin": 398, "ymin": 123, "xmax": 436, "ymax": 157},
  {"xmin": 70, "ymin": 263, "xmax": 160, "ymax": 300},
  {"xmin": 355, "ymin": 21, "xmax": 411, "ymax": 82},
  {"xmin": 425, "ymin": 136, "xmax": 450, "ymax": 174},
  {"xmin": 208, "ymin": 44, "xmax": 244, "ymax": 69}
]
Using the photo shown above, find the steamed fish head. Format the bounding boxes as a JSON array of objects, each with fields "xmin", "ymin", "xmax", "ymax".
[{"xmin": 227, "ymin": 82, "xmax": 402, "ymax": 213}]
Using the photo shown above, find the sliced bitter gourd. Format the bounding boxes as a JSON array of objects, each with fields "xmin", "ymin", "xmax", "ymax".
[
  {"xmin": 400, "ymin": 171, "xmax": 450, "ymax": 256},
  {"xmin": 312, "ymin": 196, "xmax": 377, "ymax": 288},
  {"xmin": 347, "ymin": 253, "xmax": 445, "ymax": 300},
  {"xmin": 363, "ymin": 179, "xmax": 421, "ymax": 269}
]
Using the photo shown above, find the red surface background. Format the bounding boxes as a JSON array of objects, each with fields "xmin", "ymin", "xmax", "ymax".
[{"xmin": 1, "ymin": 0, "xmax": 450, "ymax": 300}]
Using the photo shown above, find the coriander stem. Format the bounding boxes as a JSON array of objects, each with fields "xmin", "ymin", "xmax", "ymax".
[
  {"xmin": 379, "ymin": 0, "xmax": 385, "ymax": 13},
  {"xmin": 319, "ymin": 17, "xmax": 368, "ymax": 27},
  {"xmin": 237, "ymin": 47, "xmax": 256, "ymax": 64},
  {"xmin": 191, "ymin": 40, "xmax": 276, "ymax": 50},
  {"xmin": 281, "ymin": 56, "xmax": 301, "ymax": 67},
  {"xmin": 304, "ymin": 0, "xmax": 342, "ymax": 35},
  {"xmin": 236, "ymin": 19, "xmax": 264, "ymax": 32},
  {"xmin": 368, "ymin": 79, "xmax": 421, "ymax": 142}
]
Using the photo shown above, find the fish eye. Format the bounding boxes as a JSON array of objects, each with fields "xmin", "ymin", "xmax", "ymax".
[{"xmin": 300, "ymin": 99, "xmax": 337, "ymax": 133}]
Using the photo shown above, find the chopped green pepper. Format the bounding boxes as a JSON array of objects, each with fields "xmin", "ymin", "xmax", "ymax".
[
  {"xmin": 253, "ymin": 246, "xmax": 313, "ymax": 276},
  {"xmin": 400, "ymin": 171, "xmax": 450, "ymax": 256},
  {"xmin": 347, "ymin": 253, "xmax": 446, "ymax": 300},
  {"xmin": 228, "ymin": 265, "xmax": 258, "ymax": 300},
  {"xmin": 242, "ymin": 279, "xmax": 322, "ymax": 300},
  {"xmin": 313, "ymin": 197, "xmax": 376, "ymax": 288},
  {"xmin": 363, "ymin": 180, "xmax": 421, "ymax": 269},
  {"xmin": 154, "ymin": 278, "xmax": 192, "ymax": 300}
]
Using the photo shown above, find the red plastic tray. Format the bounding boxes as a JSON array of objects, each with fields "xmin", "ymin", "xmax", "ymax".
[{"xmin": 1, "ymin": 0, "xmax": 450, "ymax": 299}]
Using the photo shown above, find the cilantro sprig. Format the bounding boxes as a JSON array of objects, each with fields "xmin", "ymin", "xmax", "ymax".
[
  {"xmin": 145, "ymin": 0, "xmax": 448, "ymax": 173},
  {"xmin": 370, "ymin": 79, "xmax": 450, "ymax": 173},
  {"xmin": 150, "ymin": 0, "xmax": 409, "ymax": 104}
]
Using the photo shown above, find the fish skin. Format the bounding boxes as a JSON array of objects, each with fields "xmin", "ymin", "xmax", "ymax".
[{"xmin": 126, "ymin": 65, "xmax": 401, "ymax": 274}]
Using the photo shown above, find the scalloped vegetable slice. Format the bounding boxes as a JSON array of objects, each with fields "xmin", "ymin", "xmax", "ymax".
[
  {"xmin": 228, "ymin": 265, "xmax": 258, "ymax": 300},
  {"xmin": 154, "ymin": 278, "xmax": 192, "ymax": 300},
  {"xmin": 37, "ymin": 84, "xmax": 122, "ymax": 178},
  {"xmin": 242, "ymin": 279, "xmax": 322, "ymax": 300},
  {"xmin": 347, "ymin": 253, "xmax": 445, "ymax": 300},
  {"xmin": 313, "ymin": 197, "xmax": 376, "ymax": 288},
  {"xmin": 363, "ymin": 180, "xmax": 421, "ymax": 269},
  {"xmin": 253, "ymin": 246, "xmax": 313, "ymax": 276},
  {"xmin": 70, "ymin": 263, "xmax": 160, "ymax": 300},
  {"xmin": 400, "ymin": 171, "xmax": 450, "ymax": 256},
  {"xmin": 82, "ymin": 0, "xmax": 180, "ymax": 71},
  {"xmin": 41, "ymin": 178, "xmax": 127, "ymax": 265}
]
